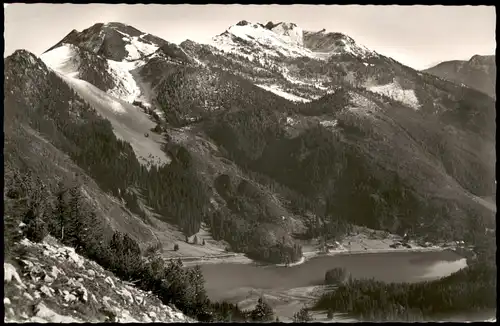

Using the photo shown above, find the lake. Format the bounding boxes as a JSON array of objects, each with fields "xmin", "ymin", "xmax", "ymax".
[{"xmin": 200, "ymin": 250, "xmax": 470, "ymax": 320}]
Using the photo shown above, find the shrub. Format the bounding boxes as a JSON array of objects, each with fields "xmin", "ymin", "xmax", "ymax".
[
  {"xmin": 25, "ymin": 217, "xmax": 48, "ymax": 243},
  {"xmin": 151, "ymin": 124, "xmax": 163, "ymax": 134},
  {"xmin": 325, "ymin": 267, "xmax": 347, "ymax": 284},
  {"xmin": 174, "ymin": 243, "xmax": 180, "ymax": 251},
  {"xmin": 250, "ymin": 297, "xmax": 275, "ymax": 322},
  {"xmin": 4, "ymin": 211, "xmax": 23, "ymax": 257},
  {"xmin": 145, "ymin": 242, "xmax": 162, "ymax": 256},
  {"xmin": 293, "ymin": 306, "xmax": 313, "ymax": 322}
]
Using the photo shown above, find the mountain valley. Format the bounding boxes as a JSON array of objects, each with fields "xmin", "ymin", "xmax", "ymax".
[{"xmin": 4, "ymin": 18, "xmax": 496, "ymax": 322}]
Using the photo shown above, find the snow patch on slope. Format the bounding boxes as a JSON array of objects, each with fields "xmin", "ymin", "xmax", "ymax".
[
  {"xmin": 63, "ymin": 75, "xmax": 127, "ymax": 114},
  {"xmin": 368, "ymin": 82, "xmax": 421, "ymax": 110},
  {"xmin": 125, "ymin": 43, "xmax": 141, "ymax": 61},
  {"xmin": 257, "ymin": 84, "xmax": 310, "ymax": 102},
  {"xmin": 124, "ymin": 36, "xmax": 159, "ymax": 61},
  {"xmin": 58, "ymin": 73, "xmax": 169, "ymax": 167},
  {"xmin": 116, "ymin": 31, "xmax": 159, "ymax": 61},
  {"xmin": 107, "ymin": 60, "xmax": 143, "ymax": 103},
  {"xmin": 131, "ymin": 37, "xmax": 159, "ymax": 56},
  {"xmin": 347, "ymin": 92, "xmax": 380, "ymax": 118},
  {"xmin": 42, "ymin": 44, "xmax": 148, "ymax": 105},
  {"xmin": 319, "ymin": 119, "xmax": 338, "ymax": 128},
  {"xmin": 40, "ymin": 44, "xmax": 80, "ymax": 78}
]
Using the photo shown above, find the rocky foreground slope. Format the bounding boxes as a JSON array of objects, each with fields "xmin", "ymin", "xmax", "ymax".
[{"xmin": 4, "ymin": 236, "xmax": 192, "ymax": 323}]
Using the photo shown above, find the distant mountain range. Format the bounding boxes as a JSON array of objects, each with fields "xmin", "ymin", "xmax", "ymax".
[{"xmin": 423, "ymin": 55, "xmax": 496, "ymax": 99}]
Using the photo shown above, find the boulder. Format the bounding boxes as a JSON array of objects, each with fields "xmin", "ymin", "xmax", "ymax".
[{"xmin": 4, "ymin": 262, "xmax": 26, "ymax": 288}]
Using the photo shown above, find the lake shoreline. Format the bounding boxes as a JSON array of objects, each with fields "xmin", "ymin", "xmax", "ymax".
[
  {"xmin": 166, "ymin": 225, "xmax": 465, "ymax": 268},
  {"xmin": 199, "ymin": 249, "xmax": 469, "ymax": 322},
  {"xmin": 180, "ymin": 243, "xmax": 454, "ymax": 267}
]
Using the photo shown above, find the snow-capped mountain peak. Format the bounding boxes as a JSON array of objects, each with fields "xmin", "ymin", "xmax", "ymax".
[
  {"xmin": 210, "ymin": 20, "xmax": 317, "ymax": 60},
  {"xmin": 43, "ymin": 22, "xmax": 164, "ymax": 63},
  {"xmin": 225, "ymin": 20, "xmax": 304, "ymax": 46},
  {"xmin": 209, "ymin": 20, "xmax": 378, "ymax": 63}
]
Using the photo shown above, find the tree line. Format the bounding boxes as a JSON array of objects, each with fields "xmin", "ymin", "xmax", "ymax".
[{"xmin": 314, "ymin": 254, "xmax": 496, "ymax": 321}]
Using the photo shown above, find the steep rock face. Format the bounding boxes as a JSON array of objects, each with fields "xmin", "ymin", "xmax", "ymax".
[
  {"xmin": 303, "ymin": 29, "xmax": 377, "ymax": 59},
  {"xmin": 41, "ymin": 23, "xmax": 197, "ymax": 106},
  {"xmin": 4, "ymin": 237, "xmax": 191, "ymax": 323},
  {"xmin": 268, "ymin": 22, "xmax": 304, "ymax": 46},
  {"xmin": 423, "ymin": 55, "xmax": 496, "ymax": 98}
]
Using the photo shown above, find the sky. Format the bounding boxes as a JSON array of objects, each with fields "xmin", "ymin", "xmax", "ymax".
[{"xmin": 4, "ymin": 4, "xmax": 496, "ymax": 70}]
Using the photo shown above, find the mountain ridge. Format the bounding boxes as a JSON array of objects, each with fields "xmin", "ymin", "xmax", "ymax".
[{"xmin": 423, "ymin": 54, "xmax": 496, "ymax": 99}]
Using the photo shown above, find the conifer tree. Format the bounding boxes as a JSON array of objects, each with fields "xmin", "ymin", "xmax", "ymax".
[
  {"xmin": 25, "ymin": 216, "xmax": 48, "ymax": 243},
  {"xmin": 293, "ymin": 306, "xmax": 313, "ymax": 322},
  {"xmin": 251, "ymin": 297, "xmax": 274, "ymax": 322},
  {"xmin": 65, "ymin": 186, "xmax": 86, "ymax": 249},
  {"xmin": 4, "ymin": 205, "xmax": 22, "ymax": 256}
]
